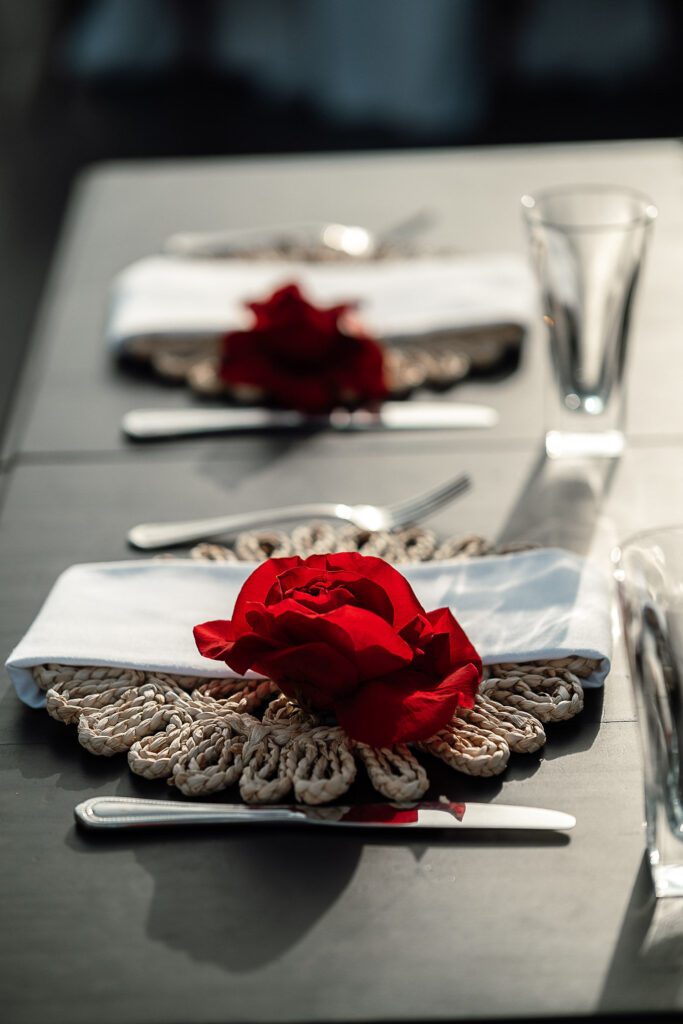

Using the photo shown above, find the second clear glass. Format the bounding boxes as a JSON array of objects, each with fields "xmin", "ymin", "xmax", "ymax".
[
  {"xmin": 615, "ymin": 527, "xmax": 683, "ymax": 897},
  {"xmin": 522, "ymin": 185, "xmax": 657, "ymax": 459}
]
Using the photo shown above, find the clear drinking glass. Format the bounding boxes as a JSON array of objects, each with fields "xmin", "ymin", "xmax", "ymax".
[
  {"xmin": 522, "ymin": 185, "xmax": 657, "ymax": 459},
  {"xmin": 615, "ymin": 527, "xmax": 683, "ymax": 897}
]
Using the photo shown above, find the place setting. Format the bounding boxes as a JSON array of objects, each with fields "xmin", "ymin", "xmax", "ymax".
[
  {"xmin": 6, "ymin": 528, "xmax": 612, "ymax": 813},
  {"xmin": 112, "ymin": 214, "xmax": 533, "ymax": 440}
]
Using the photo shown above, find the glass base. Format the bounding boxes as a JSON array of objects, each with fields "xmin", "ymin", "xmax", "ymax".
[
  {"xmin": 545, "ymin": 429, "xmax": 624, "ymax": 459},
  {"xmin": 652, "ymin": 862, "xmax": 683, "ymax": 898},
  {"xmin": 646, "ymin": 810, "xmax": 683, "ymax": 898}
]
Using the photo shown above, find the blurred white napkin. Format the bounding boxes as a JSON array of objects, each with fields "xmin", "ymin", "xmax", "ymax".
[
  {"xmin": 6, "ymin": 549, "xmax": 612, "ymax": 709},
  {"xmin": 107, "ymin": 253, "xmax": 533, "ymax": 353}
]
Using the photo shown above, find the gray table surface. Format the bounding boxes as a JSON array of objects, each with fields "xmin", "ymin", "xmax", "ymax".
[{"xmin": 2, "ymin": 140, "xmax": 683, "ymax": 1024}]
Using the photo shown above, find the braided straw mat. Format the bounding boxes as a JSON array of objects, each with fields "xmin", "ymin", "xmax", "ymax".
[
  {"xmin": 135, "ymin": 325, "xmax": 520, "ymax": 401},
  {"xmin": 36, "ymin": 526, "xmax": 593, "ymax": 805}
]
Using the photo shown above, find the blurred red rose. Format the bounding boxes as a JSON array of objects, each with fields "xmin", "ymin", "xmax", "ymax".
[
  {"xmin": 219, "ymin": 283, "xmax": 387, "ymax": 413},
  {"xmin": 194, "ymin": 552, "xmax": 481, "ymax": 748}
]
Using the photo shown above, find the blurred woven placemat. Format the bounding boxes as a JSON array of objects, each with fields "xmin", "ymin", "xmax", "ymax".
[{"xmin": 129, "ymin": 324, "xmax": 522, "ymax": 400}]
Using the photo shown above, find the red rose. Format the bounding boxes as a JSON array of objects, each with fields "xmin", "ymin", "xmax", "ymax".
[
  {"xmin": 194, "ymin": 552, "xmax": 481, "ymax": 748},
  {"xmin": 219, "ymin": 283, "xmax": 388, "ymax": 414}
]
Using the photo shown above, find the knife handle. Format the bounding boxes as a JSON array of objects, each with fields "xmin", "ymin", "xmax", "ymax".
[
  {"xmin": 75, "ymin": 796, "xmax": 299, "ymax": 829},
  {"xmin": 123, "ymin": 407, "xmax": 307, "ymax": 439}
]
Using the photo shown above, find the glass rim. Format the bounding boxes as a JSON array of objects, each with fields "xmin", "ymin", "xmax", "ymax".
[{"xmin": 521, "ymin": 184, "xmax": 658, "ymax": 232}]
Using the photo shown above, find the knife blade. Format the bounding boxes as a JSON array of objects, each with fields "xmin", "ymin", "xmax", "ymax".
[
  {"xmin": 122, "ymin": 402, "xmax": 499, "ymax": 440},
  {"xmin": 75, "ymin": 796, "xmax": 575, "ymax": 832}
]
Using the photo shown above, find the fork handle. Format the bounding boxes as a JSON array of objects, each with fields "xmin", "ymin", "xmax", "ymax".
[{"xmin": 127, "ymin": 503, "xmax": 350, "ymax": 550}]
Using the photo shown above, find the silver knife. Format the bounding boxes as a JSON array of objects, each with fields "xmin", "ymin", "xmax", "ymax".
[
  {"xmin": 122, "ymin": 402, "xmax": 499, "ymax": 440},
  {"xmin": 75, "ymin": 796, "xmax": 575, "ymax": 831}
]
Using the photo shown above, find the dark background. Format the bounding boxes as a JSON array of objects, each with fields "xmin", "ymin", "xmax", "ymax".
[{"xmin": 0, "ymin": 0, "xmax": 681, "ymax": 436}]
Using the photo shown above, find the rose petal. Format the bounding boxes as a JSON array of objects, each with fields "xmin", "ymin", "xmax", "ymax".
[
  {"xmin": 256, "ymin": 602, "xmax": 413, "ymax": 678},
  {"xmin": 221, "ymin": 338, "xmax": 286, "ymax": 391},
  {"xmin": 262, "ymin": 323, "xmax": 339, "ymax": 365},
  {"xmin": 256, "ymin": 641, "xmax": 358, "ymax": 709},
  {"xmin": 424, "ymin": 607, "xmax": 483, "ymax": 675},
  {"xmin": 230, "ymin": 557, "xmax": 303, "ymax": 629},
  {"xmin": 224, "ymin": 632, "xmax": 281, "ymax": 675},
  {"xmin": 249, "ymin": 284, "xmax": 307, "ymax": 328},
  {"xmin": 399, "ymin": 612, "xmax": 434, "ymax": 649},
  {"xmin": 223, "ymin": 347, "xmax": 336, "ymax": 413},
  {"xmin": 286, "ymin": 586, "xmax": 355, "ymax": 614},
  {"xmin": 293, "ymin": 554, "xmax": 329, "ymax": 571},
  {"xmin": 194, "ymin": 619, "xmax": 279, "ymax": 674},
  {"xmin": 245, "ymin": 597, "xmax": 317, "ymax": 636},
  {"xmin": 323, "ymin": 553, "xmax": 426, "ymax": 629},
  {"xmin": 276, "ymin": 563, "xmax": 394, "ymax": 622},
  {"xmin": 193, "ymin": 619, "xmax": 236, "ymax": 661},
  {"xmin": 249, "ymin": 285, "xmax": 349, "ymax": 339},
  {"xmin": 272, "ymin": 563, "xmax": 338, "ymax": 601},
  {"xmin": 333, "ymin": 576, "xmax": 394, "ymax": 622},
  {"xmin": 336, "ymin": 331, "xmax": 387, "ymax": 402},
  {"xmin": 333, "ymin": 662, "xmax": 481, "ymax": 747}
]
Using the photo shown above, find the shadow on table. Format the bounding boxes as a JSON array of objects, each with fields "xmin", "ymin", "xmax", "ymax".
[
  {"xmin": 194, "ymin": 428, "xmax": 338, "ymax": 495},
  {"xmin": 541, "ymin": 686, "xmax": 605, "ymax": 760},
  {"xmin": 10, "ymin": 698, "xmax": 126, "ymax": 790},
  {"xmin": 66, "ymin": 810, "xmax": 568, "ymax": 975},
  {"xmin": 497, "ymin": 446, "xmax": 618, "ymax": 555},
  {"xmin": 597, "ymin": 852, "xmax": 683, "ymax": 1012},
  {"xmin": 65, "ymin": 811, "xmax": 363, "ymax": 972},
  {"xmin": 495, "ymin": 447, "xmax": 613, "ymax": 759},
  {"xmin": 10, "ymin": 706, "xmax": 375, "ymax": 974}
]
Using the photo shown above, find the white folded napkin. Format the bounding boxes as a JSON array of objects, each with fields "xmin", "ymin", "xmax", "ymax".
[
  {"xmin": 107, "ymin": 253, "xmax": 533, "ymax": 353},
  {"xmin": 6, "ymin": 549, "xmax": 612, "ymax": 709}
]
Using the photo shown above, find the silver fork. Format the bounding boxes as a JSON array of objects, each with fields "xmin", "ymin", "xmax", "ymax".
[
  {"xmin": 127, "ymin": 473, "xmax": 470, "ymax": 550},
  {"xmin": 163, "ymin": 210, "xmax": 435, "ymax": 260}
]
